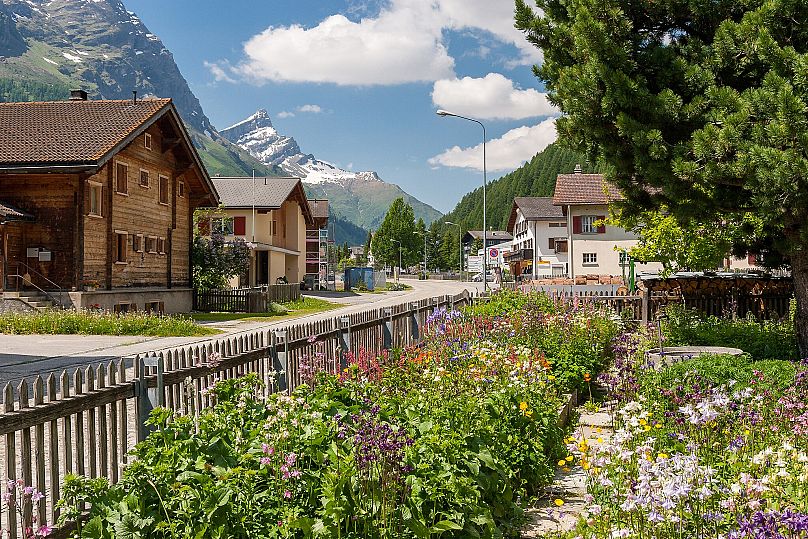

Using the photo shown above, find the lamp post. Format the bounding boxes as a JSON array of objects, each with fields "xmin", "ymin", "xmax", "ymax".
[
  {"xmin": 437, "ymin": 109, "xmax": 487, "ymax": 293},
  {"xmin": 415, "ymin": 230, "xmax": 427, "ymax": 279},
  {"xmin": 445, "ymin": 221, "xmax": 463, "ymax": 281},
  {"xmin": 391, "ymin": 239, "xmax": 402, "ymax": 286}
]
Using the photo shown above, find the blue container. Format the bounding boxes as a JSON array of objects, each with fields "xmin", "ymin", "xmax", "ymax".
[{"xmin": 344, "ymin": 267, "xmax": 376, "ymax": 291}]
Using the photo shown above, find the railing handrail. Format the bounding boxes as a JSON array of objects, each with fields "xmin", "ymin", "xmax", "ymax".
[
  {"xmin": 6, "ymin": 272, "xmax": 62, "ymax": 307},
  {"xmin": 9, "ymin": 260, "xmax": 65, "ymax": 299}
]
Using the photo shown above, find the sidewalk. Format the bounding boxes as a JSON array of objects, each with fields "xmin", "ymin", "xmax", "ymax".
[{"xmin": 0, "ymin": 280, "xmax": 482, "ymax": 385}]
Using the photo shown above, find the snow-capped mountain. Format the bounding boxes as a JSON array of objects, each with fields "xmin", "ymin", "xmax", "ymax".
[{"xmin": 222, "ymin": 110, "xmax": 442, "ymax": 230}]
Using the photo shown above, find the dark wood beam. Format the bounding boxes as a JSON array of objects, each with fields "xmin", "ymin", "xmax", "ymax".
[{"xmin": 105, "ymin": 163, "xmax": 113, "ymax": 291}]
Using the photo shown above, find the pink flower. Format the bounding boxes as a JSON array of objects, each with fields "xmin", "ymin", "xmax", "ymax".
[
  {"xmin": 283, "ymin": 490, "xmax": 291, "ymax": 499},
  {"xmin": 36, "ymin": 525, "xmax": 53, "ymax": 537},
  {"xmin": 260, "ymin": 457, "xmax": 272, "ymax": 465}
]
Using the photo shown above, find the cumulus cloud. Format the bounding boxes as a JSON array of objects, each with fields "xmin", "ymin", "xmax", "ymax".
[
  {"xmin": 204, "ymin": 61, "xmax": 236, "ymax": 83},
  {"xmin": 298, "ymin": 104, "xmax": 323, "ymax": 113},
  {"xmin": 238, "ymin": 4, "xmax": 454, "ymax": 85},
  {"xmin": 277, "ymin": 111, "xmax": 295, "ymax": 118},
  {"xmin": 432, "ymin": 73, "xmax": 558, "ymax": 120},
  {"xmin": 230, "ymin": 0, "xmax": 540, "ymax": 86},
  {"xmin": 428, "ymin": 117, "xmax": 557, "ymax": 172}
]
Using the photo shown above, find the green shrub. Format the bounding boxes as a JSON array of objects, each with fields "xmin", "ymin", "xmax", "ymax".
[{"xmin": 662, "ymin": 304, "xmax": 798, "ymax": 360}]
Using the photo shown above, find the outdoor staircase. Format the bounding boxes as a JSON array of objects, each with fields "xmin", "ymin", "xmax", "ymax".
[{"xmin": 2, "ymin": 291, "xmax": 58, "ymax": 311}]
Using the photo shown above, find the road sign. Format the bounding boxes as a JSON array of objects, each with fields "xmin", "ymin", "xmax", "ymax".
[
  {"xmin": 467, "ymin": 255, "xmax": 483, "ymax": 272},
  {"xmin": 488, "ymin": 248, "xmax": 499, "ymax": 259}
]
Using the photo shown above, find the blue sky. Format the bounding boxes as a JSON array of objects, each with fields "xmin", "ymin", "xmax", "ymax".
[{"xmin": 126, "ymin": 0, "xmax": 559, "ymax": 213}]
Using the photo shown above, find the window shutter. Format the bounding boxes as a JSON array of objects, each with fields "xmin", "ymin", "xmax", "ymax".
[
  {"xmin": 198, "ymin": 219, "xmax": 210, "ymax": 236},
  {"xmin": 234, "ymin": 216, "xmax": 246, "ymax": 236},
  {"xmin": 548, "ymin": 237, "xmax": 555, "ymax": 250},
  {"xmin": 748, "ymin": 253, "xmax": 757, "ymax": 266},
  {"xmin": 597, "ymin": 216, "xmax": 606, "ymax": 234},
  {"xmin": 572, "ymin": 216, "xmax": 582, "ymax": 234}
]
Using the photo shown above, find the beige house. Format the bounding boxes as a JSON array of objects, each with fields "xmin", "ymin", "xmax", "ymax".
[{"xmin": 204, "ymin": 177, "xmax": 315, "ymax": 286}]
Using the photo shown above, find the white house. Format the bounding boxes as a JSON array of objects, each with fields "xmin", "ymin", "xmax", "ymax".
[
  {"xmin": 505, "ymin": 197, "xmax": 569, "ymax": 279},
  {"xmin": 552, "ymin": 170, "xmax": 663, "ymax": 278}
]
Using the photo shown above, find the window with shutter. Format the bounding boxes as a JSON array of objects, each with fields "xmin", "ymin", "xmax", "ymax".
[
  {"xmin": 159, "ymin": 176, "xmax": 169, "ymax": 205},
  {"xmin": 234, "ymin": 216, "xmax": 247, "ymax": 236},
  {"xmin": 572, "ymin": 216, "xmax": 582, "ymax": 234},
  {"xmin": 548, "ymin": 237, "xmax": 556, "ymax": 251},
  {"xmin": 597, "ymin": 215, "xmax": 606, "ymax": 234},
  {"xmin": 116, "ymin": 163, "xmax": 128, "ymax": 195},
  {"xmin": 198, "ymin": 219, "xmax": 210, "ymax": 236}
]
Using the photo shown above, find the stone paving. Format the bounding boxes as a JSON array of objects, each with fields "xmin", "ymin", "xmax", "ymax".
[{"xmin": 522, "ymin": 408, "xmax": 613, "ymax": 537}]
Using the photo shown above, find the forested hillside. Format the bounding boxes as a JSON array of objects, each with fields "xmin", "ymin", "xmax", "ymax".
[{"xmin": 440, "ymin": 143, "xmax": 601, "ymax": 233}]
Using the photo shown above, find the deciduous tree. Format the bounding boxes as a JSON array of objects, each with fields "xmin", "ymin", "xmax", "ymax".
[{"xmin": 371, "ymin": 198, "xmax": 420, "ymax": 270}]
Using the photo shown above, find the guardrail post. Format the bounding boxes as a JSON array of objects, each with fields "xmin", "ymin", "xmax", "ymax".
[
  {"xmin": 410, "ymin": 302, "xmax": 420, "ymax": 343},
  {"xmin": 273, "ymin": 330, "xmax": 288, "ymax": 393},
  {"xmin": 339, "ymin": 317, "xmax": 351, "ymax": 370},
  {"xmin": 137, "ymin": 353, "xmax": 163, "ymax": 443},
  {"xmin": 382, "ymin": 307, "xmax": 393, "ymax": 349}
]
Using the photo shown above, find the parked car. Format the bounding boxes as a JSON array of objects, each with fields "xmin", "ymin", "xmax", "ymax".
[{"xmin": 471, "ymin": 272, "xmax": 495, "ymax": 282}]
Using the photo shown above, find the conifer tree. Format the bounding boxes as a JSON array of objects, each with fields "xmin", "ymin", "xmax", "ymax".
[{"xmin": 517, "ymin": 0, "xmax": 808, "ymax": 353}]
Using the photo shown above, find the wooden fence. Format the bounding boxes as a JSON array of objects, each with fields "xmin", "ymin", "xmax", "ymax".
[
  {"xmin": 193, "ymin": 284, "xmax": 301, "ymax": 313},
  {"xmin": 0, "ymin": 291, "xmax": 472, "ymax": 538}
]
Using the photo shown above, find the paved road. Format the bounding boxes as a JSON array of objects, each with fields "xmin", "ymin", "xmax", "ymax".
[{"xmin": 0, "ymin": 279, "xmax": 483, "ymax": 385}]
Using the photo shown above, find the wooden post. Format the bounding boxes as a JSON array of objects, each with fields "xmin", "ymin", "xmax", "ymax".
[
  {"xmin": 105, "ymin": 163, "xmax": 114, "ymax": 290},
  {"xmin": 273, "ymin": 330, "xmax": 288, "ymax": 393},
  {"xmin": 4, "ymin": 384, "xmax": 17, "ymax": 539},
  {"xmin": 74, "ymin": 174, "xmax": 86, "ymax": 291},
  {"xmin": 410, "ymin": 302, "xmax": 420, "ymax": 344},
  {"xmin": 338, "ymin": 316, "xmax": 351, "ymax": 371},
  {"xmin": 137, "ymin": 353, "xmax": 163, "ymax": 442},
  {"xmin": 382, "ymin": 307, "xmax": 393, "ymax": 350}
]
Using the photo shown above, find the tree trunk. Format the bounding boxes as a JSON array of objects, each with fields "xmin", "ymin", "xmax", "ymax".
[{"xmin": 791, "ymin": 245, "xmax": 808, "ymax": 358}]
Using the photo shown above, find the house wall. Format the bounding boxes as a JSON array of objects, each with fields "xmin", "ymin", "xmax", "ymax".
[
  {"xmin": 0, "ymin": 174, "xmax": 78, "ymax": 290},
  {"xmin": 82, "ymin": 123, "xmax": 193, "ymax": 290},
  {"xmin": 219, "ymin": 198, "xmax": 307, "ymax": 285},
  {"xmin": 568, "ymin": 205, "xmax": 662, "ymax": 277},
  {"xmin": 509, "ymin": 209, "xmax": 568, "ymax": 278}
]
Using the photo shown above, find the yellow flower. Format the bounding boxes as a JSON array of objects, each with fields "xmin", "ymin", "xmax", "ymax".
[
  {"xmin": 654, "ymin": 423, "xmax": 663, "ymax": 429},
  {"xmin": 519, "ymin": 401, "xmax": 528, "ymax": 411},
  {"xmin": 565, "ymin": 455, "xmax": 574, "ymax": 462},
  {"xmin": 639, "ymin": 419, "xmax": 647, "ymax": 426},
  {"xmin": 524, "ymin": 410, "xmax": 533, "ymax": 418},
  {"xmin": 547, "ymin": 375, "xmax": 556, "ymax": 381},
  {"xmin": 558, "ymin": 460, "xmax": 567, "ymax": 466},
  {"xmin": 597, "ymin": 437, "xmax": 604, "ymax": 444},
  {"xmin": 643, "ymin": 425, "xmax": 651, "ymax": 432},
  {"xmin": 554, "ymin": 499, "xmax": 564, "ymax": 507},
  {"xmin": 582, "ymin": 462, "xmax": 591, "ymax": 470},
  {"xmin": 657, "ymin": 453, "xmax": 668, "ymax": 460}
]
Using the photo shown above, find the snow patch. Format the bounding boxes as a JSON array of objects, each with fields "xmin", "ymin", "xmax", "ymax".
[
  {"xmin": 42, "ymin": 57, "xmax": 58, "ymax": 66},
  {"xmin": 62, "ymin": 52, "xmax": 82, "ymax": 63}
]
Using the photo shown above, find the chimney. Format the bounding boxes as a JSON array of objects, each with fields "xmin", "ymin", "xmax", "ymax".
[
  {"xmin": 132, "ymin": 90, "xmax": 137, "ymax": 104},
  {"xmin": 573, "ymin": 164, "xmax": 583, "ymax": 174},
  {"xmin": 69, "ymin": 89, "xmax": 88, "ymax": 101}
]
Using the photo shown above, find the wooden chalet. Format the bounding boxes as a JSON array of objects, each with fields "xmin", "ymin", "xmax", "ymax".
[{"xmin": 0, "ymin": 90, "xmax": 218, "ymax": 313}]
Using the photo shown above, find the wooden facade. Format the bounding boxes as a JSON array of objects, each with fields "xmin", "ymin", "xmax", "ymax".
[{"xmin": 0, "ymin": 97, "xmax": 217, "ymax": 313}]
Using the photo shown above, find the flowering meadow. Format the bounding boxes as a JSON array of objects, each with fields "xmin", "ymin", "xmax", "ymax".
[
  {"xmin": 56, "ymin": 292, "xmax": 619, "ymax": 538},
  {"xmin": 562, "ymin": 328, "xmax": 808, "ymax": 539}
]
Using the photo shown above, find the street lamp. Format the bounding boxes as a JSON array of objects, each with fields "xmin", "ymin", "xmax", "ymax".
[
  {"xmin": 445, "ymin": 221, "xmax": 463, "ymax": 281},
  {"xmin": 437, "ymin": 109, "xmax": 488, "ymax": 293},
  {"xmin": 414, "ymin": 230, "xmax": 427, "ymax": 279},
  {"xmin": 391, "ymin": 239, "xmax": 402, "ymax": 286}
]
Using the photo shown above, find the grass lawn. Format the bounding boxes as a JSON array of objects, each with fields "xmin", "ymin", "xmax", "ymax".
[
  {"xmin": 190, "ymin": 296, "xmax": 339, "ymax": 323},
  {"xmin": 0, "ymin": 310, "xmax": 220, "ymax": 337}
]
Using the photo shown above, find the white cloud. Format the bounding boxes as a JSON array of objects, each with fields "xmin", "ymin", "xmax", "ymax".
[
  {"xmin": 432, "ymin": 73, "xmax": 557, "ymax": 120},
  {"xmin": 238, "ymin": 4, "xmax": 454, "ymax": 86},
  {"xmin": 298, "ymin": 104, "xmax": 323, "ymax": 114},
  {"xmin": 428, "ymin": 117, "xmax": 557, "ymax": 172},
  {"xmin": 230, "ymin": 0, "xmax": 540, "ymax": 86},
  {"xmin": 277, "ymin": 111, "xmax": 295, "ymax": 118},
  {"xmin": 204, "ymin": 61, "xmax": 236, "ymax": 83},
  {"xmin": 436, "ymin": 0, "xmax": 542, "ymax": 65}
]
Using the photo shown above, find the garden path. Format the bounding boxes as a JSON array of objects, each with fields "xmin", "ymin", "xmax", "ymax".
[{"xmin": 521, "ymin": 407, "xmax": 613, "ymax": 537}]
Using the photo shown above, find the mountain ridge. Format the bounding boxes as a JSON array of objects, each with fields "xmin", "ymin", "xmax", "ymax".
[{"xmin": 222, "ymin": 108, "xmax": 443, "ymax": 231}]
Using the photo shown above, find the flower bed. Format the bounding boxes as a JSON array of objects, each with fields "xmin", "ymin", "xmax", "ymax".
[
  {"xmin": 564, "ymin": 329, "xmax": 807, "ymax": 538},
  {"xmin": 56, "ymin": 292, "xmax": 619, "ymax": 538}
]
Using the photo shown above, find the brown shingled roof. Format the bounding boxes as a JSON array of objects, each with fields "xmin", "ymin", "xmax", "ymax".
[
  {"xmin": 0, "ymin": 98, "xmax": 171, "ymax": 166},
  {"xmin": 552, "ymin": 173, "xmax": 623, "ymax": 206},
  {"xmin": 507, "ymin": 197, "xmax": 565, "ymax": 232}
]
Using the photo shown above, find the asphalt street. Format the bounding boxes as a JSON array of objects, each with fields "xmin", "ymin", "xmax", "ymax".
[{"xmin": 0, "ymin": 279, "xmax": 483, "ymax": 386}]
